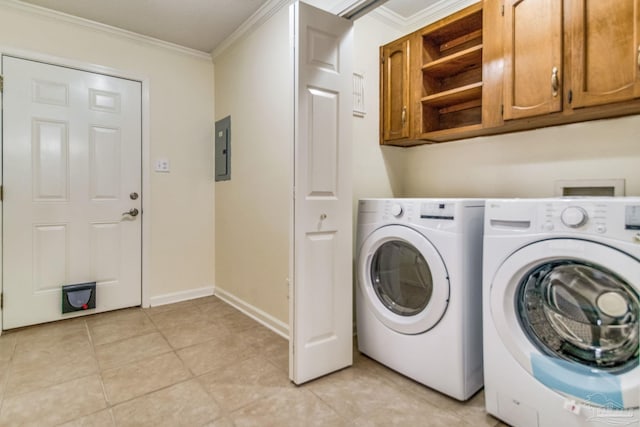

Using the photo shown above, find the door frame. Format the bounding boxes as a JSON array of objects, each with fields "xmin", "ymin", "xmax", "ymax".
[{"xmin": 0, "ymin": 47, "xmax": 152, "ymax": 333}]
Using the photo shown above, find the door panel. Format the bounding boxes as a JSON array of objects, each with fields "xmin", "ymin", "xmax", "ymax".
[
  {"xmin": 306, "ymin": 88, "xmax": 338, "ymax": 196},
  {"xmin": 2, "ymin": 56, "xmax": 142, "ymax": 329},
  {"xmin": 32, "ymin": 119, "xmax": 69, "ymax": 200},
  {"xmin": 382, "ymin": 38, "xmax": 410, "ymax": 141},
  {"xmin": 33, "ymin": 225, "xmax": 68, "ymax": 292},
  {"xmin": 290, "ymin": 2, "xmax": 353, "ymax": 385},
  {"xmin": 503, "ymin": 0, "xmax": 563, "ymax": 119},
  {"xmin": 569, "ymin": 0, "xmax": 640, "ymax": 108},
  {"xmin": 90, "ymin": 126, "xmax": 121, "ymax": 200}
]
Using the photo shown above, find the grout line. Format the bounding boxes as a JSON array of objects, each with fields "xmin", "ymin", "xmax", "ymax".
[{"xmin": 84, "ymin": 319, "xmax": 112, "ymax": 408}]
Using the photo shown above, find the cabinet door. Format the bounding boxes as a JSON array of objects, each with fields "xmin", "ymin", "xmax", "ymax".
[
  {"xmin": 503, "ymin": 0, "xmax": 563, "ymax": 120},
  {"xmin": 568, "ymin": 0, "xmax": 640, "ymax": 108},
  {"xmin": 381, "ymin": 37, "xmax": 411, "ymax": 142}
]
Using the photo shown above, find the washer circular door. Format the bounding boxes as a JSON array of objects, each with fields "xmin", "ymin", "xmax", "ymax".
[
  {"xmin": 358, "ymin": 225, "xmax": 449, "ymax": 335},
  {"xmin": 491, "ymin": 238, "xmax": 640, "ymax": 409}
]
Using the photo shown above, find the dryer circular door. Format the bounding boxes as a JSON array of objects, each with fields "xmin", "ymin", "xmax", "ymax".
[
  {"xmin": 490, "ymin": 238, "xmax": 640, "ymax": 409},
  {"xmin": 358, "ymin": 225, "xmax": 449, "ymax": 335}
]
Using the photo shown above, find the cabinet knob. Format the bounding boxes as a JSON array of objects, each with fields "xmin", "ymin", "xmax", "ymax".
[{"xmin": 551, "ymin": 67, "xmax": 559, "ymax": 97}]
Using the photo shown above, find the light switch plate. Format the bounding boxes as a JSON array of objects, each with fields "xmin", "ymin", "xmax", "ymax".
[{"xmin": 155, "ymin": 159, "xmax": 170, "ymax": 173}]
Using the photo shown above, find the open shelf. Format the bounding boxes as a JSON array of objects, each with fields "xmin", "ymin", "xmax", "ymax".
[
  {"xmin": 420, "ymin": 3, "xmax": 484, "ymax": 138},
  {"xmin": 422, "ymin": 45, "xmax": 483, "ymax": 79},
  {"xmin": 421, "ymin": 82, "xmax": 482, "ymax": 108}
]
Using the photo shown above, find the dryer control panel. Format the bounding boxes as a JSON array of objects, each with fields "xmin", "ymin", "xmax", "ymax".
[{"xmin": 420, "ymin": 202, "xmax": 455, "ymax": 220}]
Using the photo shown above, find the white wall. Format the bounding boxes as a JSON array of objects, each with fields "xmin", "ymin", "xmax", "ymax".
[
  {"xmin": 352, "ymin": 14, "xmax": 406, "ymax": 204},
  {"xmin": 214, "ymin": 6, "xmax": 292, "ymax": 331},
  {"xmin": 0, "ymin": 2, "xmax": 215, "ymax": 305},
  {"xmin": 403, "ymin": 116, "xmax": 640, "ymax": 198}
]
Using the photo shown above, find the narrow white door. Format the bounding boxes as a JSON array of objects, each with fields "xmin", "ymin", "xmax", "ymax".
[
  {"xmin": 289, "ymin": 2, "xmax": 354, "ymax": 384},
  {"xmin": 2, "ymin": 56, "xmax": 142, "ymax": 329}
]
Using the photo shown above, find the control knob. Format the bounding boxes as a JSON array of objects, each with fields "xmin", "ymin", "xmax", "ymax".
[
  {"xmin": 390, "ymin": 203, "xmax": 403, "ymax": 217},
  {"xmin": 561, "ymin": 206, "xmax": 588, "ymax": 228}
]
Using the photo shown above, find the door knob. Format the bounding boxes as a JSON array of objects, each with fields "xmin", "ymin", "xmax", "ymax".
[
  {"xmin": 122, "ymin": 208, "xmax": 139, "ymax": 217},
  {"xmin": 130, "ymin": 192, "xmax": 139, "ymax": 200}
]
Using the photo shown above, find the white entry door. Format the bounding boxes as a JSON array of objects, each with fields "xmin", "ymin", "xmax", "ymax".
[
  {"xmin": 289, "ymin": 2, "xmax": 353, "ymax": 384},
  {"xmin": 2, "ymin": 55, "xmax": 142, "ymax": 329}
]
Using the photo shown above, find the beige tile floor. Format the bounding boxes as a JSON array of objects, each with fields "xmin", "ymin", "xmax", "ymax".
[{"xmin": 0, "ymin": 296, "xmax": 508, "ymax": 426}]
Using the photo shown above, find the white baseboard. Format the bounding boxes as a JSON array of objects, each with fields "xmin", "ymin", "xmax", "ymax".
[
  {"xmin": 214, "ymin": 287, "xmax": 289, "ymax": 340},
  {"xmin": 148, "ymin": 285, "xmax": 215, "ymax": 307}
]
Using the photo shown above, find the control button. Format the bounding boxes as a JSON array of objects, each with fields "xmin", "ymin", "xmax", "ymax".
[
  {"xmin": 596, "ymin": 224, "xmax": 607, "ymax": 234},
  {"xmin": 561, "ymin": 206, "xmax": 588, "ymax": 228},
  {"xmin": 390, "ymin": 204, "xmax": 403, "ymax": 217},
  {"xmin": 542, "ymin": 222, "xmax": 554, "ymax": 232}
]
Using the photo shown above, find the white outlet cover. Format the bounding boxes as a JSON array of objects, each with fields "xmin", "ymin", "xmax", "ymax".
[{"xmin": 155, "ymin": 159, "xmax": 170, "ymax": 173}]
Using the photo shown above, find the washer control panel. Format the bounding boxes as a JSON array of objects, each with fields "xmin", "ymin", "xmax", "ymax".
[
  {"xmin": 543, "ymin": 202, "xmax": 606, "ymax": 234},
  {"xmin": 486, "ymin": 198, "xmax": 640, "ymax": 243},
  {"xmin": 538, "ymin": 200, "xmax": 640, "ymax": 241}
]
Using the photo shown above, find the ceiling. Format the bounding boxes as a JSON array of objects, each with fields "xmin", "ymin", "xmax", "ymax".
[{"xmin": 18, "ymin": 0, "xmax": 440, "ymax": 53}]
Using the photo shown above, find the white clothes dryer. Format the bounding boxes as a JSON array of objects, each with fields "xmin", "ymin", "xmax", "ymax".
[
  {"xmin": 356, "ymin": 198, "xmax": 485, "ymax": 400},
  {"xmin": 483, "ymin": 198, "xmax": 640, "ymax": 427}
]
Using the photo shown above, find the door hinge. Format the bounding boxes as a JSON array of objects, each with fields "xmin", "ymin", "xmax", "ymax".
[
  {"xmin": 0, "ymin": 75, "xmax": 3, "ymax": 93},
  {"xmin": 381, "ymin": 56, "xmax": 384, "ymax": 65},
  {"xmin": 1, "ymin": 293, "xmax": 3, "ymax": 310},
  {"xmin": 0, "ymin": 185, "xmax": 3, "ymax": 201},
  {"xmin": 568, "ymin": 89, "xmax": 573, "ymax": 104},
  {"xmin": 501, "ymin": 4, "xmax": 504, "ymax": 16},
  {"xmin": 500, "ymin": 104, "xmax": 504, "ymax": 117}
]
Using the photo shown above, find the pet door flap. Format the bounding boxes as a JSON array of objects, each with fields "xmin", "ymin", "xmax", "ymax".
[{"xmin": 62, "ymin": 282, "xmax": 96, "ymax": 313}]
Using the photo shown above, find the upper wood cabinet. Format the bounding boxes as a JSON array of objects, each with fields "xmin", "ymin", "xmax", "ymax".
[
  {"xmin": 380, "ymin": 36, "xmax": 413, "ymax": 142},
  {"xmin": 568, "ymin": 0, "xmax": 640, "ymax": 109},
  {"xmin": 503, "ymin": 0, "xmax": 563, "ymax": 120},
  {"xmin": 502, "ymin": 0, "xmax": 640, "ymax": 121},
  {"xmin": 379, "ymin": 0, "xmax": 640, "ymax": 146},
  {"xmin": 380, "ymin": 3, "xmax": 485, "ymax": 145}
]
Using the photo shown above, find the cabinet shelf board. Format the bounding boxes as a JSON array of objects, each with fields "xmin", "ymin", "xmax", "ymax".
[
  {"xmin": 440, "ymin": 29, "xmax": 482, "ymax": 53},
  {"xmin": 438, "ymin": 98, "xmax": 482, "ymax": 114},
  {"xmin": 422, "ymin": 45, "xmax": 483, "ymax": 78},
  {"xmin": 421, "ymin": 82, "xmax": 483, "ymax": 108},
  {"xmin": 420, "ymin": 123, "xmax": 484, "ymax": 141}
]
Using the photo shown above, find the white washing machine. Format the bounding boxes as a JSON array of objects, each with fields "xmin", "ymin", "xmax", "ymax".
[
  {"xmin": 356, "ymin": 198, "xmax": 485, "ymax": 400},
  {"xmin": 483, "ymin": 198, "xmax": 640, "ymax": 427}
]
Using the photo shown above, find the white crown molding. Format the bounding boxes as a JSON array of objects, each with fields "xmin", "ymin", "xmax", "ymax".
[
  {"xmin": 332, "ymin": 0, "xmax": 385, "ymax": 16},
  {"xmin": 372, "ymin": 0, "xmax": 479, "ymax": 33},
  {"xmin": 0, "ymin": 0, "xmax": 213, "ymax": 61},
  {"xmin": 212, "ymin": 0, "xmax": 293, "ymax": 60}
]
